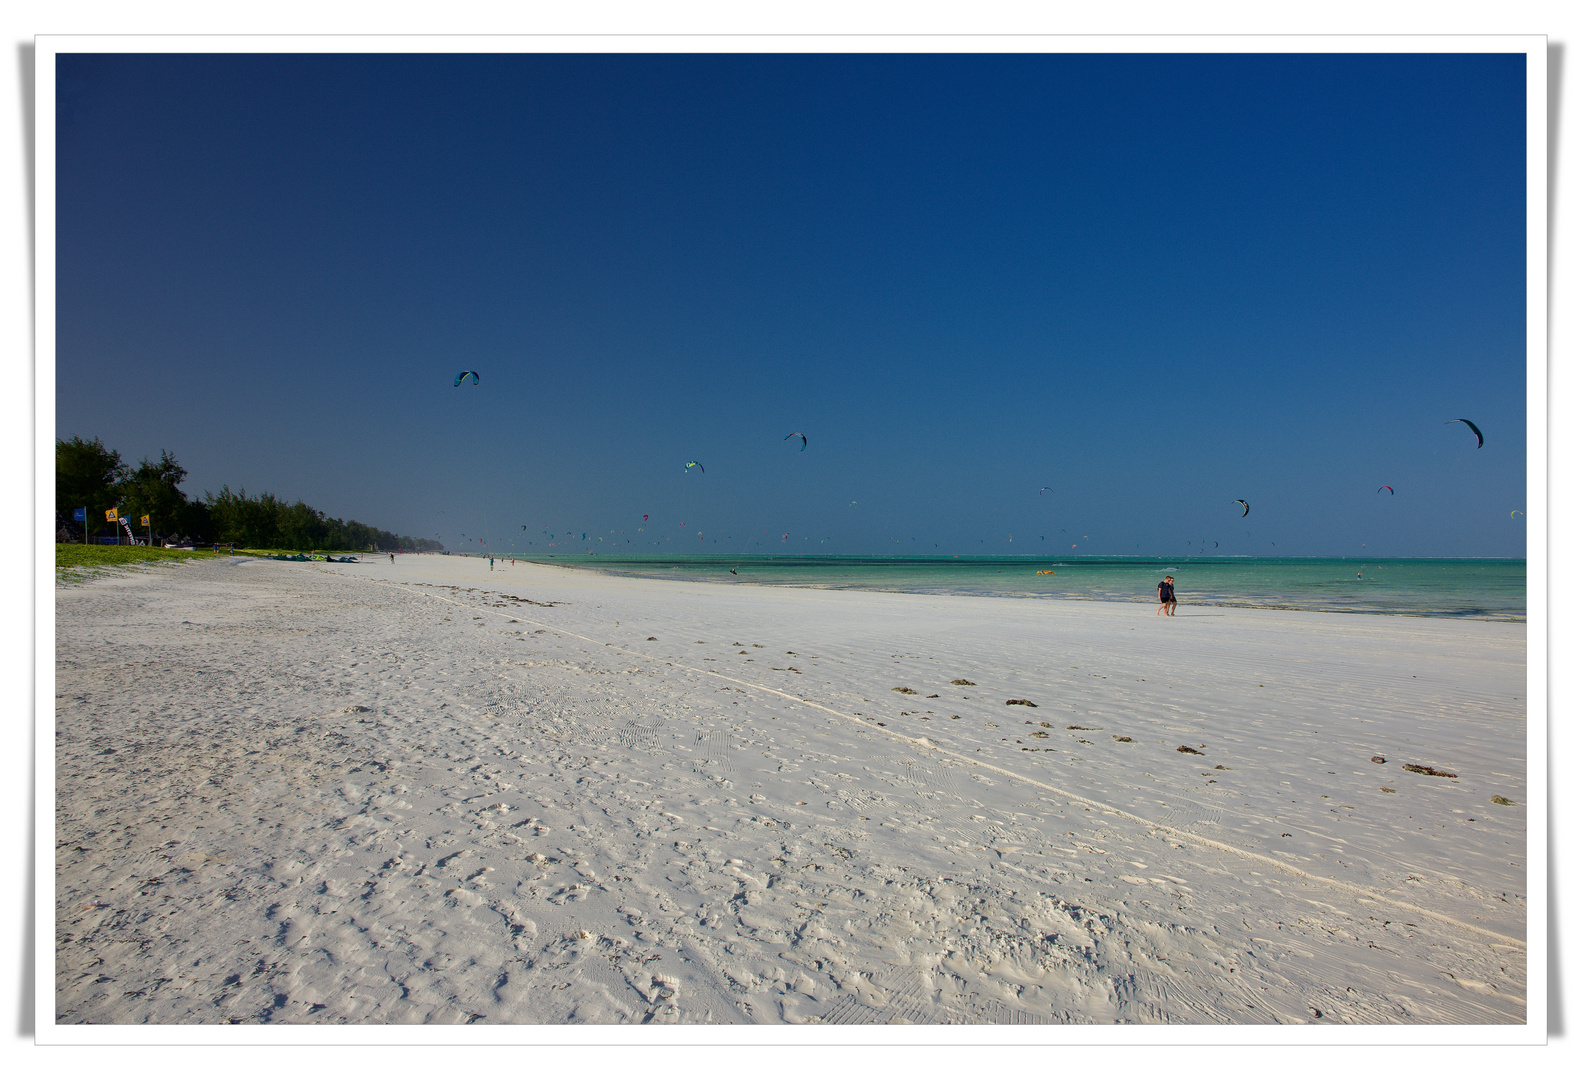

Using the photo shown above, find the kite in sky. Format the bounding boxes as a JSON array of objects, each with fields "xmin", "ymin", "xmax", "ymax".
[
  {"xmin": 1234, "ymin": 499, "xmax": 1250, "ymax": 517},
  {"xmin": 454, "ymin": 371, "xmax": 479, "ymax": 387},
  {"xmin": 684, "ymin": 461, "xmax": 704, "ymax": 473},
  {"xmin": 785, "ymin": 433, "xmax": 807, "ymax": 450},
  {"xmin": 1038, "ymin": 486, "xmax": 1053, "ymax": 495},
  {"xmin": 1378, "ymin": 486, "xmax": 1394, "ymax": 495},
  {"xmin": 1444, "ymin": 418, "xmax": 1484, "ymax": 448}
]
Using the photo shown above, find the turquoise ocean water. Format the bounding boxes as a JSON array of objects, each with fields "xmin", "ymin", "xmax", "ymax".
[{"xmin": 499, "ymin": 554, "xmax": 1525, "ymax": 621}]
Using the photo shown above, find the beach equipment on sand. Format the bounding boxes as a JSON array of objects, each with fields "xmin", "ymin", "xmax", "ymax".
[
  {"xmin": 1444, "ymin": 417, "xmax": 1484, "ymax": 448},
  {"xmin": 1234, "ymin": 499, "xmax": 1250, "ymax": 517},
  {"xmin": 454, "ymin": 370, "xmax": 480, "ymax": 387}
]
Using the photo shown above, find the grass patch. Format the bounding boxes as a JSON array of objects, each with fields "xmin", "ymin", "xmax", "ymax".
[{"xmin": 56, "ymin": 543, "xmax": 221, "ymax": 582}]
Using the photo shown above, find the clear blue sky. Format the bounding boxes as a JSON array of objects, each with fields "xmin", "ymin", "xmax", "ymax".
[{"xmin": 54, "ymin": 51, "xmax": 1527, "ymax": 557}]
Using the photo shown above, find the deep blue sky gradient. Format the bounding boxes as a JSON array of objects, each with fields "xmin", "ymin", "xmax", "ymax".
[{"xmin": 55, "ymin": 52, "xmax": 1528, "ymax": 556}]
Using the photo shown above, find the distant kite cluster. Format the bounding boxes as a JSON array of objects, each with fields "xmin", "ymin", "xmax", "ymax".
[{"xmin": 447, "ymin": 373, "xmax": 1513, "ymax": 550}]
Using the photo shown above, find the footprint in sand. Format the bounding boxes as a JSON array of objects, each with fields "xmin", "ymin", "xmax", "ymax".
[
  {"xmin": 900, "ymin": 758, "xmax": 980, "ymax": 836},
  {"xmin": 1149, "ymin": 798, "xmax": 1224, "ymax": 834},
  {"xmin": 821, "ymin": 967, "xmax": 937, "ymax": 1024},
  {"xmin": 692, "ymin": 730, "xmax": 735, "ymax": 776},
  {"xmin": 818, "ymin": 997, "xmax": 888, "ymax": 1025},
  {"xmin": 962, "ymin": 996, "xmax": 1055, "ymax": 1024},
  {"xmin": 1116, "ymin": 969, "xmax": 1244, "ymax": 1024},
  {"xmin": 903, "ymin": 757, "xmax": 966, "ymax": 798},
  {"xmin": 616, "ymin": 722, "xmax": 660, "ymax": 753}
]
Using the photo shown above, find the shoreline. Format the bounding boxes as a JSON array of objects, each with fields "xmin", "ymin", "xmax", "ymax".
[
  {"xmin": 61, "ymin": 549, "xmax": 1528, "ymax": 622},
  {"xmin": 534, "ymin": 556, "xmax": 1528, "ymax": 623},
  {"xmin": 55, "ymin": 553, "xmax": 1527, "ymax": 1025}
]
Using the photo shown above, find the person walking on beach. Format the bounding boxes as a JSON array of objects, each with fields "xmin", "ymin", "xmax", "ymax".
[
  {"xmin": 489, "ymin": 556, "xmax": 495, "ymax": 571},
  {"xmin": 389, "ymin": 552, "xmax": 395, "ymax": 564},
  {"xmin": 1156, "ymin": 575, "xmax": 1176, "ymax": 616}
]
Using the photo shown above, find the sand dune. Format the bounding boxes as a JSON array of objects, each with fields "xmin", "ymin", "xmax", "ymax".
[{"xmin": 53, "ymin": 554, "xmax": 1526, "ymax": 1026}]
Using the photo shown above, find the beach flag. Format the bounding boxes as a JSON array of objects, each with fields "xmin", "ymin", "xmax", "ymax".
[
  {"xmin": 105, "ymin": 508, "xmax": 119, "ymax": 522},
  {"xmin": 140, "ymin": 514, "xmax": 150, "ymax": 527}
]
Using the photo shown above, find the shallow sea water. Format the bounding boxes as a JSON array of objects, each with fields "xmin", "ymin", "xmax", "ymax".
[{"xmin": 492, "ymin": 555, "xmax": 1525, "ymax": 621}]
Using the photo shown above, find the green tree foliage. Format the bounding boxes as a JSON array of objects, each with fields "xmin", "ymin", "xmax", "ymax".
[
  {"xmin": 201, "ymin": 485, "xmax": 283, "ymax": 548},
  {"xmin": 120, "ymin": 449, "xmax": 207, "ymax": 537},
  {"xmin": 202, "ymin": 485, "xmax": 440, "ymax": 551},
  {"xmin": 56, "ymin": 435, "xmax": 127, "ymax": 520},
  {"xmin": 56, "ymin": 436, "xmax": 440, "ymax": 551}
]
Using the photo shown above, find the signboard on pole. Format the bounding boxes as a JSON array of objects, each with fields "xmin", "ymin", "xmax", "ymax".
[{"xmin": 73, "ymin": 508, "xmax": 85, "ymax": 521}]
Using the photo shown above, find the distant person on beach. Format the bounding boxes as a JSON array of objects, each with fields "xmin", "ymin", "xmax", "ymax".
[
  {"xmin": 389, "ymin": 552, "xmax": 395, "ymax": 564},
  {"xmin": 1156, "ymin": 575, "xmax": 1176, "ymax": 616},
  {"xmin": 489, "ymin": 556, "xmax": 495, "ymax": 571}
]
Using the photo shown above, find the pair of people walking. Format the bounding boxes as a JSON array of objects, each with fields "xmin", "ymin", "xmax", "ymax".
[{"xmin": 1156, "ymin": 575, "xmax": 1176, "ymax": 616}]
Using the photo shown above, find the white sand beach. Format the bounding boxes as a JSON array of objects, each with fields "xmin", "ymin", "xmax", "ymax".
[{"xmin": 53, "ymin": 554, "xmax": 1527, "ymax": 1026}]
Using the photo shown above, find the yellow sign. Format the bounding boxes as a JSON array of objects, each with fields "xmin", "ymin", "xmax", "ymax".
[
  {"xmin": 105, "ymin": 508, "xmax": 119, "ymax": 522},
  {"xmin": 140, "ymin": 515, "xmax": 150, "ymax": 527}
]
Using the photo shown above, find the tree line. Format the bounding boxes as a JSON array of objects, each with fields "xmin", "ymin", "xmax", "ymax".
[{"xmin": 57, "ymin": 436, "xmax": 443, "ymax": 552}]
